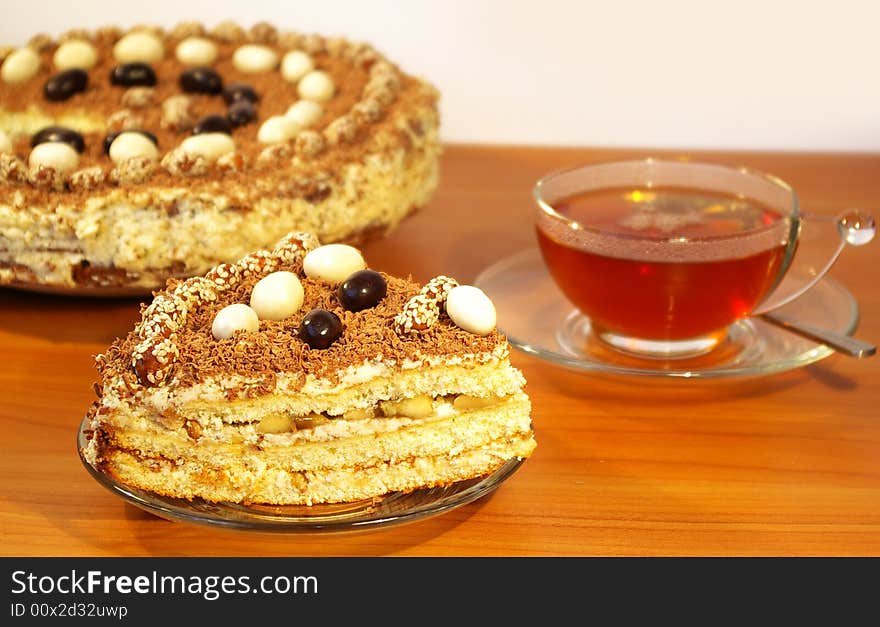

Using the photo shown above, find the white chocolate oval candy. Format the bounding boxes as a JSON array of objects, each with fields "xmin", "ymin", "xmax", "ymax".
[
  {"xmin": 250, "ymin": 271, "xmax": 304, "ymax": 321},
  {"xmin": 281, "ymin": 50, "xmax": 314, "ymax": 83},
  {"xmin": 303, "ymin": 244, "xmax": 366, "ymax": 283},
  {"xmin": 180, "ymin": 132, "xmax": 235, "ymax": 161},
  {"xmin": 232, "ymin": 44, "xmax": 278, "ymax": 74},
  {"xmin": 297, "ymin": 70, "xmax": 335, "ymax": 102},
  {"xmin": 257, "ymin": 115, "xmax": 299, "ymax": 144},
  {"xmin": 175, "ymin": 37, "xmax": 218, "ymax": 66},
  {"xmin": 53, "ymin": 40, "xmax": 98, "ymax": 71},
  {"xmin": 28, "ymin": 141, "xmax": 79, "ymax": 174},
  {"xmin": 211, "ymin": 303, "xmax": 260, "ymax": 340},
  {"xmin": 108, "ymin": 132, "xmax": 159, "ymax": 164},
  {"xmin": 446, "ymin": 285, "xmax": 497, "ymax": 336},
  {"xmin": 285, "ymin": 100, "xmax": 323, "ymax": 128},
  {"xmin": 0, "ymin": 130, "xmax": 11, "ymax": 154},
  {"xmin": 113, "ymin": 31, "xmax": 164, "ymax": 63},
  {"xmin": 1, "ymin": 47, "xmax": 41, "ymax": 84}
]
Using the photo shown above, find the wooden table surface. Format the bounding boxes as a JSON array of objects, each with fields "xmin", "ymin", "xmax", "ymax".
[{"xmin": 2, "ymin": 144, "xmax": 878, "ymax": 556}]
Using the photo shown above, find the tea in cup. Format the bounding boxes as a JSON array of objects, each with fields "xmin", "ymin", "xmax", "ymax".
[{"xmin": 534, "ymin": 159, "xmax": 871, "ymax": 358}]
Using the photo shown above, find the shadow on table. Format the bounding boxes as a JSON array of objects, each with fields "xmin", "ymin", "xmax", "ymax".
[
  {"xmin": 0, "ymin": 287, "xmax": 144, "ymax": 344},
  {"xmin": 802, "ymin": 363, "xmax": 861, "ymax": 391},
  {"xmin": 20, "ymin": 469, "xmax": 491, "ymax": 556},
  {"xmin": 114, "ymin": 496, "xmax": 488, "ymax": 556}
]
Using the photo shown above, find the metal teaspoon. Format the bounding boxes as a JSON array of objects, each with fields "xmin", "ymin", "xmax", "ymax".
[{"xmin": 761, "ymin": 312, "xmax": 876, "ymax": 358}]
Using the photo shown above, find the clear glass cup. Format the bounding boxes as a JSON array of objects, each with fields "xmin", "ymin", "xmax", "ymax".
[{"xmin": 534, "ymin": 158, "xmax": 874, "ymax": 359}]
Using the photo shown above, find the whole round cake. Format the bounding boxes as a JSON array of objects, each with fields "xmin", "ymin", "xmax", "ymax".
[{"xmin": 0, "ymin": 21, "xmax": 440, "ymax": 294}]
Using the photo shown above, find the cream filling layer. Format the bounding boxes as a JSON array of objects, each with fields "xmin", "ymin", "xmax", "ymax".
[
  {"xmin": 86, "ymin": 391, "xmax": 533, "ymax": 472},
  {"xmin": 0, "ymin": 107, "xmax": 106, "ymax": 137},
  {"xmin": 99, "ymin": 346, "xmax": 520, "ymax": 422},
  {"xmin": 99, "ymin": 432, "xmax": 536, "ymax": 505}
]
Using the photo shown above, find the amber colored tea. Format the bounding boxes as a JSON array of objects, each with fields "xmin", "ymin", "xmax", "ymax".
[{"xmin": 536, "ymin": 186, "xmax": 789, "ymax": 340}]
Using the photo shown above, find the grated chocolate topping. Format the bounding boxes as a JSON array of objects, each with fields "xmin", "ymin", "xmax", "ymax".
[
  {"xmin": 97, "ymin": 232, "xmax": 506, "ymax": 397},
  {"xmin": 1, "ymin": 22, "xmax": 435, "ymax": 204}
]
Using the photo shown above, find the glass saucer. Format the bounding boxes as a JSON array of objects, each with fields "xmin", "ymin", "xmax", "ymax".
[
  {"xmin": 76, "ymin": 417, "xmax": 524, "ymax": 533},
  {"xmin": 474, "ymin": 249, "xmax": 861, "ymax": 379}
]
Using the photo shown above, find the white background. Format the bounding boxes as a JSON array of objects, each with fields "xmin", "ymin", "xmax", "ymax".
[{"xmin": 3, "ymin": 0, "xmax": 878, "ymax": 152}]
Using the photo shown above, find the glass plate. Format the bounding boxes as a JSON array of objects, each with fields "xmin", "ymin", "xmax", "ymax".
[
  {"xmin": 76, "ymin": 417, "xmax": 524, "ymax": 533},
  {"xmin": 474, "ymin": 248, "xmax": 861, "ymax": 379}
]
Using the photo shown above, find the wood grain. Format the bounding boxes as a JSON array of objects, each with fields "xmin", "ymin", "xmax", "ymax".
[{"xmin": 1, "ymin": 144, "xmax": 878, "ymax": 556}]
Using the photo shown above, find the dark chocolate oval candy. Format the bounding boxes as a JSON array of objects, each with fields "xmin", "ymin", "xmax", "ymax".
[
  {"xmin": 31, "ymin": 126, "xmax": 86, "ymax": 153},
  {"xmin": 180, "ymin": 67, "xmax": 223, "ymax": 94},
  {"xmin": 110, "ymin": 63, "xmax": 157, "ymax": 87},
  {"xmin": 223, "ymin": 82, "xmax": 259, "ymax": 105},
  {"xmin": 193, "ymin": 114, "xmax": 233, "ymax": 135},
  {"xmin": 338, "ymin": 270, "xmax": 387, "ymax": 312},
  {"xmin": 44, "ymin": 69, "xmax": 88, "ymax": 101},
  {"xmin": 227, "ymin": 101, "xmax": 257, "ymax": 127},
  {"xmin": 299, "ymin": 309, "xmax": 343, "ymax": 349}
]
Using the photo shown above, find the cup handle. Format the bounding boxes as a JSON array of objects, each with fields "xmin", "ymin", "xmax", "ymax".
[{"xmin": 753, "ymin": 209, "xmax": 875, "ymax": 314}]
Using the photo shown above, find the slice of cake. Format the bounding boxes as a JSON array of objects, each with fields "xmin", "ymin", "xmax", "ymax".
[
  {"xmin": 0, "ymin": 21, "xmax": 439, "ymax": 293},
  {"xmin": 81, "ymin": 232, "xmax": 535, "ymax": 505}
]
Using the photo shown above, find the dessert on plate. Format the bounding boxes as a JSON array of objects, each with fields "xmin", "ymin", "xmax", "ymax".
[
  {"xmin": 81, "ymin": 232, "xmax": 536, "ymax": 505},
  {"xmin": 0, "ymin": 21, "xmax": 440, "ymax": 293}
]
